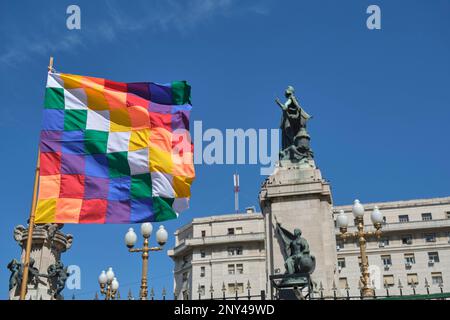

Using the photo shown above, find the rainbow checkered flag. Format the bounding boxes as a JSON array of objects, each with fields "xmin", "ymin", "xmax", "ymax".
[{"xmin": 36, "ymin": 72, "xmax": 194, "ymax": 223}]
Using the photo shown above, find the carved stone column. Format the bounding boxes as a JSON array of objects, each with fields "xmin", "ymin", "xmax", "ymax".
[{"xmin": 9, "ymin": 223, "xmax": 73, "ymax": 300}]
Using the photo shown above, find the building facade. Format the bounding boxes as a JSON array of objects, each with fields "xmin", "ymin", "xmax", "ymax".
[
  {"xmin": 167, "ymin": 211, "xmax": 266, "ymax": 300},
  {"xmin": 334, "ymin": 196, "xmax": 450, "ymax": 297},
  {"xmin": 169, "ymin": 197, "xmax": 450, "ymax": 299}
]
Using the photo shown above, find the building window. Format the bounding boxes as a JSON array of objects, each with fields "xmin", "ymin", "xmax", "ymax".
[
  {"xmin": 228, "ymin": 283, "xmax": 244, "ymax": 294},
  {"xmin": 200, "ymin": 250, "xmax": 206, "ymax": 258},
  {"xmin": 404, "ymin": 253, "xmax": 415, "ymax": 266},
  {"xmin": 200, "ymin": 266, "xmax": 205, "ymax": 277},
  {"xmin": 228, "ymin": 264, "xmax": 235, "ymax": 275},
  {"xmin": 235, "ymin": 227, "xmax": 243, "ymax": 234},
  {"xmin": 227, "ymin": 228, "xmax": 235, "ymax": 235},
  {"xmin": 399, "ymin": 215, "xmax": 409, "ymax": 223},
  {"xmin": 201, "ymin": 230, "xmax": 206, "ymax": 237},
  {"xmin": 338, "ymin": 277, "xmax": 348, "ymax": 290},
  {"xmin": 383, "ymin": 275, "xmax": 395, "ymax": 287},
  {"xmin": 381, "ymin": 255, "xmax": 392, "ymax": 267},
  {"xmin": 446, "ymin": 212, "xmax": 450, "ymax": 219},
  {"xmin": 182, "ymin": 290, "xmax": 189, "ymax": 300},
  {"xmin": 425, "ymin": 233, "xmax": 436, "ymax": 243},
  {"xmin": 337, "ymin": 258, "xmax": 346, "ymax": 269},
  {"xmin": 428, "ymin": 252, "xmax": 440, "ymax": 263},
  {"xmin": 407, "ymin": 273, "xmax": 419, "ymax": 285},
  {"xmin": 236, "ymin": 264, "xmax": 244, "ymax": 274},
  {"xmin": 401, "ymin": 234, "xmax": 413, "ymax": 245},
  {"xmin": 199, "ymin": 285, "xmax": 205, "ymax": 296},
  {"xmin": 379, "ymin": 237, "xmax": 390, "ymax": 247},
  {"xmin": 227, "ymin": 247, "xmax": 243, "ymax": 256},
  {"xmin": 336, "ymin": 239, "xmax": 344, "ymax": 250},
  {"xmin": 182, "ymin": 272, "xmax": 188, "ymax": 282},
  {"xmin": 432, "ymin": 272, "xmax": 443, "ymax": 285},
  {"xmin": 422, "ymin": 213, "xmax": 432, "ymax": 221}
]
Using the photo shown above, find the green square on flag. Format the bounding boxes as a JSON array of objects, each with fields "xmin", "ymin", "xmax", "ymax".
[
  {"xmin": 153, "ymin": 197, "xmax": 176, "ymax": 221},
  {"xmin": 85, "ymin": 130, "xmax": 109, "ymax": 154},
  {"xmin": 64, "ymin": 110, "xmax": 87, "ymax": 131},
  {"xmin": 107, "ymin": 151, "xmax": 130, "ymax": 178},
  {"xmin": 131, "ymin": 173, "xmax": 152, "ymax": 199},
  {"xmin": 44, "ymin": 87, "xmax": 65, "ymax": 109}
]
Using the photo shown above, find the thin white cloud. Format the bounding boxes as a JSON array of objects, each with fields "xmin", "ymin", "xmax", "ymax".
[{"xmin": 0, "ymin": 0, "xmax": 271, "ymax": 67}]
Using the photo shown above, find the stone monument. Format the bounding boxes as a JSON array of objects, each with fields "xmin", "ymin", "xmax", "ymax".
[
  {"xmin": 259, "ymin": 86, "xmax": 337, "ymax": 298},
  {"xmin": 8, "ymin": 223, "xmax": 73, "ymax": 300}
]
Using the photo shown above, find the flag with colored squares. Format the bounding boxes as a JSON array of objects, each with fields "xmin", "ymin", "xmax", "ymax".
[{"xmin": 36, "ymin": 72, "xmax": 195, "ymax": 224}]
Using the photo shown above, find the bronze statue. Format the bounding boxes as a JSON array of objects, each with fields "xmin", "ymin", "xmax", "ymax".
[
  {"xmin": 39, "ymin": 261, "xmax": 69, "ymax": 300},
  {"xmin": 7, "ymin": 259, "xmax": 22, "ymax": 291},
  {"xmin": 276, "ymin": 222, "xmax": 316, "ymax": 276},
  {"xmin": 275, "ymin": 86, "xmax": 314, "ymax": 162},
  {"xmin": 47, "ymin": 261, "xmax": 69, "ymax": 300}
]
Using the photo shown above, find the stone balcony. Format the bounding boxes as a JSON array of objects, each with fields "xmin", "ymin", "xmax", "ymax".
[{"xmin": 168, "ymin": 232, "xmax": 265, "ymax": 257}]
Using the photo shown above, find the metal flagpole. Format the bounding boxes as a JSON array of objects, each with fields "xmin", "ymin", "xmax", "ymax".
[{"xmin": 19, "ymin": 57, "xmax": 52, "ymax": 299}]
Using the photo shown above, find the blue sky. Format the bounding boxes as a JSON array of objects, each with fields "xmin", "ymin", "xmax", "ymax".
[{"xmin": 0, "ymin": 0, "xmax": 449, "ymax": 299}]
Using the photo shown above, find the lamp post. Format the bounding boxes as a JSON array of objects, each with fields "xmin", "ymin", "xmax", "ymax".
[
  {"xmin": 124, "ymin": 223, "xmax": 168, "ymax": 300},
  {"xmin": 336, "ymin": 199, "xmax": 383, "ymax": 298},
  {"xmin": 98, "ymin": 267, "xmax": 119, "ymax": 300}
]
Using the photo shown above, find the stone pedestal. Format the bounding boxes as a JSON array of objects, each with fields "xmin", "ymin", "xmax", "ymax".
[
  {"xmin": 259, "ymin": 159, "xmax": 337, "ymax": 298},
  {"xmin": 8, "ymin": 224, "xmax": 73, "ymax": 300}
]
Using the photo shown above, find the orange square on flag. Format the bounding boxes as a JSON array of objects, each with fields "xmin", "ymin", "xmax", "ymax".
[
  {"xmin": 56, "ymin": 198, "xmax": 82, "ymax": 223},
  {"xmin": 149, "ymin": 127, "xmax": 172, "ymax": 153},
  {"xmin": 38, "ymin": 174, "xmax": 61, "ymax": 199},
  {"xmin": 129, "ymin": 105, "xmax": 150, "ymax": 130}
]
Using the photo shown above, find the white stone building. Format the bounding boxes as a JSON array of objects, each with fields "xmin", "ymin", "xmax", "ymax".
[
  {"xmin": 168, "ymin": 197, "xmax": 450, "ymax": 299},
  {"xmin": 167, "ymin": 209, "xmax": 267, "ymax": 300},
  {"xmin": 334, "ymin": 196, "xmax": 450, "ymax": 297}
]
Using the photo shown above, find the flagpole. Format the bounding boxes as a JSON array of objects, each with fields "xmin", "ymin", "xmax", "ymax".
[{"xmin": 19, "ymin": 57, "xmax": 52, "ymax": 300}]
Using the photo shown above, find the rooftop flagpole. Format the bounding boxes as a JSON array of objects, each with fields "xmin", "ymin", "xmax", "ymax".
[{"xmin": 19, "ymin": 57, "xmax": 51, "ymax": 300}]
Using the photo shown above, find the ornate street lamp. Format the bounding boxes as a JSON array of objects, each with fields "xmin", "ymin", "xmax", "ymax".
[
  {"xmin": 98, "ymin": 267, "xmax": 119, "ymax": 300},
  {"xmin": 336, "ymin": 200, "xmax": 383, "ymax": 298},
  {"xmin": 124, "ymin": 223, "xmax": 168, "ymax": 300}
]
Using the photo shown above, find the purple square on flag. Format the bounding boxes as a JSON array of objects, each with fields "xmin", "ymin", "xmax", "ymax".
[
  {"xmin": 148, "ymin": 102, "xmax": 172, "ymax": 114},
  {"xmin": 61, "ymin": 153, "xmax": 85, "ymax": 174},
  {"xmin": 42, "ymin": 110, "xmax": 64, "ymax": 131},
  {"xmin": 171, "ymin": 110, "xmax": 190, "ymax": 131},
  {"xmin": 61, "ymin": 131, "xmax": 85, "ymax": 154},
  {"xmin": 85, "ymin": 154, "xmax": 109, "ymax": 178},
  {"xmin": 127, "ymin": 83, "xmax": 150, "ymax": 100},
  {"xmin": 149, "ymin": 83, "xmax": 172, "ymax": 105},
  {"xmin": 131, "ymin": 198, "xmax": 154, "ymax": 223},
  {"xmin": 106, "ymin": 200, "xmax": 131, "ymax": 223},
  {"xmin": 40, "ymin": 130, "xmax": 62, "ymax": 153},
  {"xmin": 84, "ymin": 176, "xmax": 109, "ymax": 199},
  {"xmin": 108, "ymin": 176, "xmax": 131, "ymax": 200}
]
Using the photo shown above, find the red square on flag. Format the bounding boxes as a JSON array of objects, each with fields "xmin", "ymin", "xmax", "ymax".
[
  {"xmin": 40, "ymin": 152, "xmax": 61, "ymax": 175},
  {"xmin": 105, "ymin": 79, "xmax": 127, "ymax": 92},
  {"xmin": 79, "ymin": 199, "xmax": 107, "ymax": 223},
  {"xmin": 59, "ymin": 174, "xmax": 85, "ymax": 198},
  {"xmin": 149, "ymin": 112, "xmax": 172, "ymax": 131}
]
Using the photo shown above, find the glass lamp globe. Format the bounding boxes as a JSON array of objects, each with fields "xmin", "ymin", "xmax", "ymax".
[
  {"xmin": 125, "ymin": 227, "xmax": 137, "ymax": 248},
  {"xmin": 111, "ymin": 277, "xmax": 119, "ymax": 291},
  {"xmin": 352, "ymin": 199, "xmax": 365, "ymax": 218},
  {"xmin": 98, "ymin": 270, "xmax": 107, "ymax": 285},
  {"xmin": 156, "ymin": 225, "xmax": 168, "ymax": 246},
  {"xmin": 371, "ymin": 206, "xmax": 383, "ymax": 225},
  {"xmin": 141, "ymin": 222, "xmax": 153, "ymax": 239},
  {"xmin": 336, "ymin": 210, "xmax": 349, "ymax": 228},
  {"xmin": 106, "ymin": 267, "xmax": 115, "ymax": 282}
]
